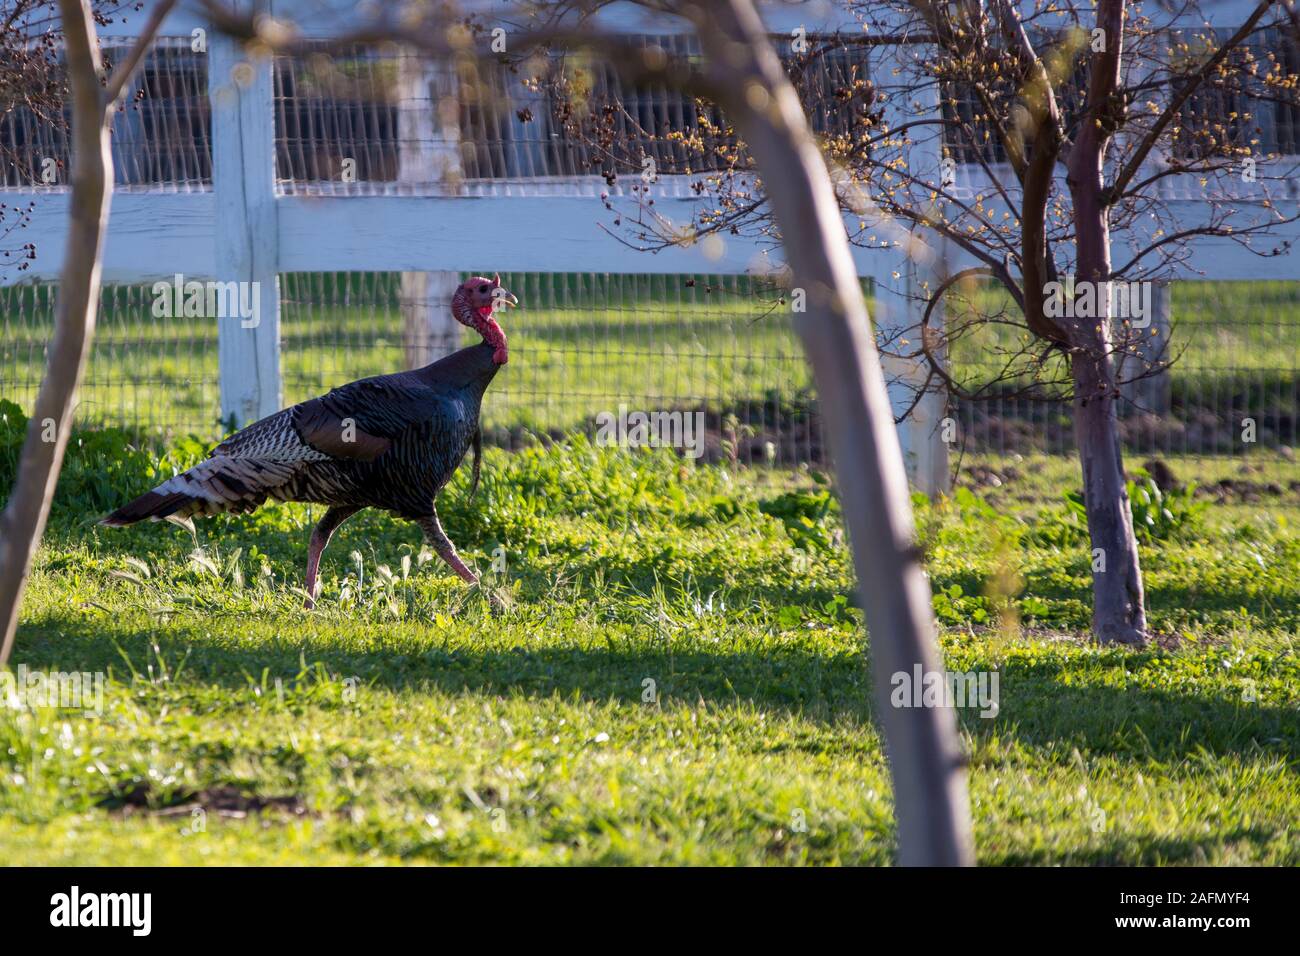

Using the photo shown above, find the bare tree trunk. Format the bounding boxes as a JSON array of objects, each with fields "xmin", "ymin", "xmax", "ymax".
[
  {"xmin": 0, "ymin": 0, "xmax": 111, "ymax": 667},
  {"xmin": 1070, "ymin": 177, "xmax": 1147, "ymax": 647},
  {"xmin": 0, "ymin": 0, "xmax": 174, "ymax": 667},
  {"xmin": 1072, "ymin": 348, "xmax": 1147, "ymax": 644},
  {"xmin": 697, "ymin": 0, "xmax": 973, "ymax": 865},
  {"xmin": 1067, "ymin": 0, "xmax": 1148, "ymax": 646}
]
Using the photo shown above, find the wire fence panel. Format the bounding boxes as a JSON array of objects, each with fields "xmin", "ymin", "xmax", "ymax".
[
  {"xmin": 949, "ymin": 279, "xmax": 1300, "ymax": 459},
  {"xmin": 270, "ymin": 38, "xmax": 864, "ymax": 196},
  {"xmin": 271, "ymin": 38, "xmax": 736, "ymax": 196},
  {"xmin": 1, "ymin": 273, "xmax": 820, "ymax": 465},
  {"xmin": 280, "ymin": 271, "xmax": 822, "ymax": 465},
  {"xmin": 0, "ymin": 281, "xmax": 219, "ymax": 435},
  {"xmin": 1, "ymin": 39, "xmax": 210, "ymax": 190},
  {"xmin": 3, "ymin": 271, "xmax": 1297, "ymax": 465}
]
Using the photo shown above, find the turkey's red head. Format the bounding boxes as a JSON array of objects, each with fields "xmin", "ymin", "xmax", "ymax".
[{"xmin": 452, "ymin": 274, "xmax": 517, "ymax": 365}]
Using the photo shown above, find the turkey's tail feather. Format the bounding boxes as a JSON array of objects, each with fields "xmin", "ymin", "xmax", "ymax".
[
  {"xmin": 100, "ymin": 490, "xmax": 193, "ymax": 526},
  {"xmin": 100, "ymin": 456, "xmax": 297, "ymax": 527}
]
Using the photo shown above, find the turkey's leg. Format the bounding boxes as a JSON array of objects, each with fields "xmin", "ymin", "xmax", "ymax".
[
  {"xmin": 415, "ymin": 511, "xmax": 478, "ymax": 584},
  {"xmin": 304, "ymin": 505, "xmax": 362, "ymax": 609}
]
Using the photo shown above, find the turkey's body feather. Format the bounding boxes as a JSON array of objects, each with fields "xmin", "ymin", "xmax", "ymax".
[{"xmin": 103, "ymin": 343, "xmax": 499, "ymax": 525}]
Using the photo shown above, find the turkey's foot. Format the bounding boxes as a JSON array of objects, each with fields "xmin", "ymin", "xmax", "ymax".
[{"xmin": 476, "ymin": 582, "xmax": 512, "ymax": 617}]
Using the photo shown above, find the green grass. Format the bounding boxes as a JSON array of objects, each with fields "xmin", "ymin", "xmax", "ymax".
[{"xmin": 1, "ymin": 414, "xmax": 1298, "ymax": 865}]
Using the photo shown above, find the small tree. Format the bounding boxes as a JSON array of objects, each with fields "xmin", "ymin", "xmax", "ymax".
[
  {"xmin": 555, "ymin": 0, "xmax": 1300, "ymax": 645},
  {"xmin": 0, "ymin": 0, "xmax": 176, "ymax": 665}
]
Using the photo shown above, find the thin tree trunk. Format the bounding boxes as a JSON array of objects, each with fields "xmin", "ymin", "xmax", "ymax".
[
  {"xmin": 0, "ymin": 0, "xmax": 175, "ymax": 666},
  {"xmin": 1072, "ymin": 346, "xmax": 1147, "ymax": 644},
  {"xmin": 698, "ymin": 0, "xmax": 974, "ymax": 865},
  {"xmin": 0, "ymin": 0, "xmax": 112, "ymax": 667},
  {"xmin": 1067, "ymin": 0, "xmax": 1148, "ymax": 646},
  {"xmin": 1070, "ymin": 196, "xmax": 1147, "ymax": 647}
]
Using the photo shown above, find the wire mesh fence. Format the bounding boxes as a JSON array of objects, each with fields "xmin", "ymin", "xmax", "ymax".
[
  {"xmin": 3, "ymin": 271, "xmax": 1296, "ymax": 465},
  {"xmin": 269, "ymin": 35, "xmax": 870, "ymax": 196},
  {"xmin": 0, "ymin": 281, "xmax": 219, "ymax": 433},
  {"xmin": 271, "ymin": 37, "xmax": 739, "ymax": 197},
  {"xmin": 279, "ymin": 272, "xmax": 821, "ymax": 464},
  {"xmin": 0, "ymin": 273, "xmax": 821, "ymax": 465},
  {"xmin": 947, "ymin": 279, "xmax": 1300, "ymax": 459},
  {"xmin": 1, "ymin": 38, "xmax": 211, "ymax": 190}
]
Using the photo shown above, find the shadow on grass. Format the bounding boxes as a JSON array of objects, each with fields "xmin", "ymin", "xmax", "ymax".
[
  {"xmin": 958, "ymin": 675, "xmax": 1298, "ymax": 766},
  {"xmin": 993, "ymin": 825, "xmax": 1282, "ymax": 866},
  {"xmin": 15, "ymin": 613, "xmax": 873, "ymax": 724},
  {"xmin": 13, "ymin": 613, "xmax": 1298, "ymax": 768}
]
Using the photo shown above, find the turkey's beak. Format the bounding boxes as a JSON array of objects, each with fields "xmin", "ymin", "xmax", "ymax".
[{"xmin": 495, "ymin": 290, "xmax": 519, "ymax": 310}]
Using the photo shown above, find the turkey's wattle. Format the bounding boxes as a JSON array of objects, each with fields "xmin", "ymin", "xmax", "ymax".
[{"xmin": 102, "ymin": 275, "xmax": 518, "ymax": 608}]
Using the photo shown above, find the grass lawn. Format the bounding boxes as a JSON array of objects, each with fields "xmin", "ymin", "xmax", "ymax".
[{"xmin": 1, "ymin": 413, "xmax": 1297, "ymax": 865}]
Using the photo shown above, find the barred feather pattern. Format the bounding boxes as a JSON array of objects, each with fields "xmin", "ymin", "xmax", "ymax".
[
  {"xmin": 102, "ymin": 343, "xmax": 500, "ymax": 526},
  {"xmin": 211, "ymin": 407, "xmax": 332, "ymax": 462}
]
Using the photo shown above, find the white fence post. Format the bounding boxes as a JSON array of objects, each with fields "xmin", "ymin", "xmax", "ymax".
[
  {"xmin": 399, "ymin": 51, "xmax": 462, "ymax": 368},
  {"xmin": 873, "ymin": 44, "xmax": 951, "ymax": 497},
  {"xmin": 210, "ymin": 29, "xmax": 281, "ymax": 427},
  {"xmin": 401, "ymin": 271, "xmax": 463, "ymax": 366},
  {"xmin": 875, "ymin": 255, "xmax": 950, "ymax": 497},
  {"xmin": 905, "ymin": 249, "xmax": 952, "ymax": 496},
  {"xmin": 1119, "ymin": 280, "xmax": 1173, "ymax": 416}
]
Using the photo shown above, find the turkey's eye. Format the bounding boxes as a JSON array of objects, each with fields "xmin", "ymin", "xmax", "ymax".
[{"xmin": 478, "ymin": 284, "xmax": 489, "ymax": 294}]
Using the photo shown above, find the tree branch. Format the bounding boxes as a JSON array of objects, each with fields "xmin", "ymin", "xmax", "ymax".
[
  {"xmin": 101, "ymin": 0, "xmax": 179, "ymax": 107},
  {"xmin": 1105, "ymin": 0, "xmax": 1276, "ymax": 205}
]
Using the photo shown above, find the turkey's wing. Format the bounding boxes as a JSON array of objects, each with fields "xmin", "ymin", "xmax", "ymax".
[
  {"xmin": 211, "ymin": 407, "xmax": 331, "ymax": 462},
  {"xmin": 292, "ymin": 378, "xmax": 439, "ymax": 462}
]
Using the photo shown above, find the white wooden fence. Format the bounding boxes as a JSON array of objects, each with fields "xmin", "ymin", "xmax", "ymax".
[{"xmin": 4, "ymin": 0, "xmax": 1299, "ymax": 489}]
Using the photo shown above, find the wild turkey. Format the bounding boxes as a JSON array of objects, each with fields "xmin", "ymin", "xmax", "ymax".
[{"xmin": 103, "ymin": 274, "xmax": 518, "ymax": 608}]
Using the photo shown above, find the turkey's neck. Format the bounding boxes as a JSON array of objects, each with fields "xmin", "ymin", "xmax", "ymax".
[
  {"xmin": 414, "ymin": 342, "xmax": 500, "ymax": 397},
  {"xmin": 452, "ymin": 289, "xmax": 507, "ymax": 361}
]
